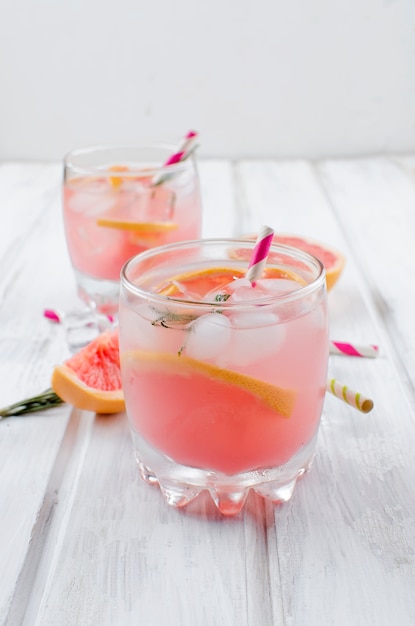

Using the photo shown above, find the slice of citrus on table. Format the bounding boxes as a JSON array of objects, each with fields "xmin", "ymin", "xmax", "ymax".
[
  {"xmin": 234, "ymin": 233, "xmax": 345, "ymax": 291},
  {"xmin": 122, "ymin": 351, "xmax": 296, "ymax": 418},
  {"xmin": 51, "ymin": 330, "xmax": 124, "ymax": 414}
]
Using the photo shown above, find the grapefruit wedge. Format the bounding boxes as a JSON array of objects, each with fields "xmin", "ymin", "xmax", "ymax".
[
  {"xmin": 96, "ymin": 173, "xmax": 178, "ymax": 237},
  {"xmin": 51, "ymin": 330, "xmax": 124, "ymax": 414},
  {"xmin": 239, "ymin": 233, "xmax": 345, "ymax": 291},
  {"xmin": 96, "ymin": 217, "xmax": 177, "ymax": 234},
  {"xmin": 108, "ymin": 164, "xmax": 130, "ymax": 189},
  {"xmin": 122, "ymin": 350, "xmax": 297, "ymax": 418},
  {"xmin": 156, "ymin": 265, "xmax": 306, "ymax": 298}
]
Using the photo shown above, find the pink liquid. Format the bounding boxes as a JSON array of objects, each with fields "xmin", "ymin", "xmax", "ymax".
[
  {"xmin": 63, "ymin": 176, "xmax": 202, "ymax": 281},
  {"xmin": 120, "ymin": 275, "xmax": 328, "ymax": 475}
]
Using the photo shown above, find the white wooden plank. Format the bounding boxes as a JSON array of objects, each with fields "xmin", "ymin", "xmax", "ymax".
[
  {"xmin": 234, "ymin": 159, "xmax": 384, "ymax": 355},
  {"xmin": 198, "ymin": 159, "xmax": 238, "ymax": 237},
  {"xmin": 21, "ymin": 414, "xmax": 275, "ymax": 626},
  {"xmin": 234, "ymin": 159, "xmax": 345, "ymax": 245},
  {"xmin": 317, "ymin": 156, "xmax": 415, "ymax": 389},
  {"xmin": 2, "ymin": 159, "xmax": 415, "ymax": 626},
  {"xmin": 236, "ymin": 158, "xmax": 415, "ymax": 625},
  {"xmin": 1, "ymin": 162, "xmax": 274, "ymax": 626},
  {"xmin": 4, "ymin": 408, "xmax": 96, "ymax": 626},
  {"xmin": 0, "ymin": 163, "xmax": 62, "ymax": 283},
  {"xmin": 0, "ymin": 164, "xmax": 76, "ymax": 404},
  {"xmin": 0, "ymin": 163, "xmax": 77, "ymax": 624}
]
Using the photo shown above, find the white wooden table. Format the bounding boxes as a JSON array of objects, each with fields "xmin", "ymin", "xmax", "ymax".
[{"xmin": 1, "ymin": 156, "xmax": 415, "ymax": 626}]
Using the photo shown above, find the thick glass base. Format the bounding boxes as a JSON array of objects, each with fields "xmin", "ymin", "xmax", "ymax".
[
  {"xmin": 74, "ymin": 269, "xmax": 120, "ymax": 317},
  {"xmin": 130, "ymin": 429, "xmax": 318, "ymax": 516}
]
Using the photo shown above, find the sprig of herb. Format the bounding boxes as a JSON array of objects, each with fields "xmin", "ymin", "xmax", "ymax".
[
  {"xmin": 0, "ymin": 388, "xmax": 64, "ymax": 419},
  {"xmin": 151, "ymin": 312, "xmax": 198, "ymax": 329},
  {"xmin": 214, "ymin": 293, "xmax": 230, "ymax": 302},
  {"xmin": 151, "ymin": 294, "xmax": 230, "ymax": 357}
]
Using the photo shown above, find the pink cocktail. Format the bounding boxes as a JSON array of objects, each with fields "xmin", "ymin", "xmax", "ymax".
[
  {"xmin": 63, "ymin": 144, "xmax": 202, "ymax": 315},
  {"xmin": 119, "ymin": 239, "xmax": 329, "ymax": 515}
]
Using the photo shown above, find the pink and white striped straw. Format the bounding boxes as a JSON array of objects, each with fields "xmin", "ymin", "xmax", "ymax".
[
  {"xmin": 329, "ymin": 341, "xmax": 379, "ymax": 358},
  {"xmin": 162, "ymin": 130, "xmax": 198, "ymax": 166},
  {"xmin": 151, "ymin": 131, "xmax": 198, "ymax": 185},
  {"xmin": 246, "ymin": 225, "xmax": 275, "ymax": 286}
]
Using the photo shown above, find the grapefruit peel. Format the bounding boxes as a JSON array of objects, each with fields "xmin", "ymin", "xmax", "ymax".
[
  {"xmin": 97, "ymin": 165, "xmax": 178, "ymax": 235},
  {"xmin": 156, "ymin": 265, "xmax": 306, "ymax": 298},
  {"xmin": 157, "ymin": 267, "xmax": 246, "ymax": 297},
  {"xmin": 51, "ymin": 330, "xmax": 124, "ymax": 414},
  {"xmin": 96, "ymin": 217, "xmax": 177, "ymax": 235},
  {"xmin": 122, "ymin": 350, "xmax": 297, "ymax": 418},
  {"xmin": 108, "ymin": 164, "xmax": 130, "ymax": 189}
]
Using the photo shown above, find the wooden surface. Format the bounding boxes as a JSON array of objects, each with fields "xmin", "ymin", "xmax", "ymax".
[{"xmin": 1, "ymin": 157, "xmax": 415, "ymax": 625}]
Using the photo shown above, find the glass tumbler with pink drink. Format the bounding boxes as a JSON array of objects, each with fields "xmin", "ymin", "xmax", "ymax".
[
  {"xmin": 62, "ymin": 132, "xmax": 202, "ymax": 317},
  {"xmin": 118, "ymin": 228, "xmax": 329, "ymax": 516}
]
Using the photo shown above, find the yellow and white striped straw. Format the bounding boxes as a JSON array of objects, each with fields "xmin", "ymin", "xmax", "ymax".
[{"xmin": 326, "ymin": 378, "xmax": 374, "ymax": 413}]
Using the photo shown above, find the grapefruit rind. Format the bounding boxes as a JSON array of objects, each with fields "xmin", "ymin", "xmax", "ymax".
[
  {"xmin": 122, "ymin": 351, "xmax": 296, "ymax": 418},
  {"xmin": 96, "ymin": 166, "xmax": 179, "ymax": 235},
  {"xmin": 51, "ymin": 329, "xmax": 125, "ymax": 414},
  {"xmin": 51, "ymin": 364, "xmax": 125, "ymax": 414},
  {"xmin": 157, "ymin": 267, "xmax": 245, "ymax": 297},
  {"xmin": 108, "ymin": 165, "xmax": 130, "ymax": 189},
  {"xmin": 157, "ymin": 265, "xmax": 305, "ymax": 298},
  {"xmin": 96, "ymin": 218, "xmax": 178, "ymax": 234}
]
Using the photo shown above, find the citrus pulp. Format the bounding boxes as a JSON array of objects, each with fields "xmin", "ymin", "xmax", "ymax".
[{"xmin": 51, "ymin": 330, "xmax": 124, "ymax": 414}]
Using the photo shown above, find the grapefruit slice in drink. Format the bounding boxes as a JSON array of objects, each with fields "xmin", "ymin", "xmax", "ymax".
[
  {"xmin": 122, "ymin": 350, "xmax": 296, "ymax": 418},
  {"xmin": 156, "ymin": 265, "xmax": 305, "ymax": 299},
  {"xmin": 96, "ymin": 217, "xmax": 177, "ymax": 235},
  {"xmin": 97, "ymin": 167, "xmax": 178, "ymax": 239},
  {"xmin": 51, "ymin": 330, "xmax": 124, "ymax": 414},
  {"xmin": 157, "ymin": 267, "xmax": 246, "ymax": 297},
  {"xmin": 108, "ymin": 164, "xmax": 130, "ymax": 189},
  {"xmin": 122, "ymin": 350, "xmax": 299, "ymax": 474}
]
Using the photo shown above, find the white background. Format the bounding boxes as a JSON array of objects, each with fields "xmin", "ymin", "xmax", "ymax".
[{"xmin": 1, "ymin": 0, "xmax": 415, "ymax": 160}]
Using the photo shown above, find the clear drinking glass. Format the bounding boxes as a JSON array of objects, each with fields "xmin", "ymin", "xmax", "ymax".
[
  {"xmin": 119, "ymin": 239, "xmax": 329, "ymax": 516},
  {"xmin": 62, "ymin": 144, "xmax": 202, "ymax": 317}
]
